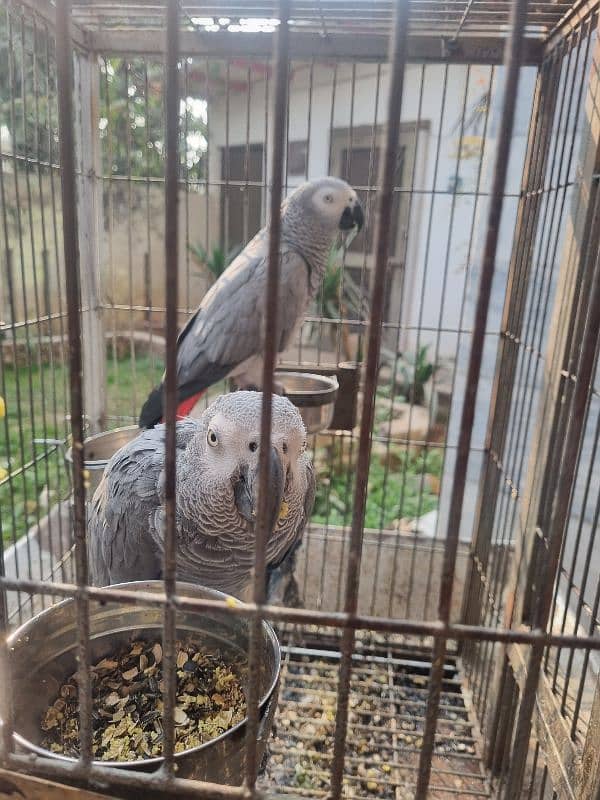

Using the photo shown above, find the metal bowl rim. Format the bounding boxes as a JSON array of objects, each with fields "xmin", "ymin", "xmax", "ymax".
[
  {"xmin": 7, "ymin": 580, "xmax": 281, "ymax": 769},
  {"xmin": 274, "ymin": 370, "xmax": 339, "ymax": 406},
  {"xmin": 64, "ymin": 425, "xmax": 141, "ymax": 467}
]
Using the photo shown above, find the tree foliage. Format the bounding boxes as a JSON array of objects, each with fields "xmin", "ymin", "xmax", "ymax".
[{"xmin": 0, "ymin": 5, "xmax": 208, "ymax": 182}]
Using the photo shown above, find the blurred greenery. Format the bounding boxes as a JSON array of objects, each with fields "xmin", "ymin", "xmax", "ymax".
[
  {"xmin": 0, "ymin": 13, "xmax": 207, "ymax": 181},
  {"xmin": 1, "ymin": 354, "xmax": 444, "ymax": 546},
  {"xmin": 189, "ymin": 242, "xmax": 243, "ymax": 284},
  {"xmin": 0, "ymin": 355, "xmax": 163, "ymax": 545},
  {"xmin": 398, "ymin": 344, "xmax": 437, "ymax": 406},
  {"xmin": 309, "ymin": 247, "xmax": 369, "ymax": 361},
  {"xmin": 312, "ymin": 442, "xmax": 443, "ymax": 530}
]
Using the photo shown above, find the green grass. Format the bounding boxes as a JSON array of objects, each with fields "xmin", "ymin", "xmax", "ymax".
[
  {"xmin": 312, "ymin": 443, "xmax": 443, "ymax": 530},
  {"xmin": 0, "ymin": 354, "xmax": 164, "ymax": 545},
  {"xmin": 1, "ymin": 354, "xmax": 444, "ymax": 545}
]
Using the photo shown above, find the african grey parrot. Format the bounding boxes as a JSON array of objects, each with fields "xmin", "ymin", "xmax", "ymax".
[
  {"xmin": 88, "ymin": 392, "xmax": 315, "ymax": 604},
  {"xmin": 138, "ymin": 177, "xmax": 363, "ymax": 428}
]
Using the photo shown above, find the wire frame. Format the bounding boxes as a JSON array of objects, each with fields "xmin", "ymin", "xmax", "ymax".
[{"xmin": 1, "ymin": 0, "xmax": 600, "ymax": 799}]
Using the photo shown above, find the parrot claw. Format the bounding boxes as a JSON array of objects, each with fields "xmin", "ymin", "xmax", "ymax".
[{"xmin": 266, "ymin": 568, "xmax": 303, "ymax": 608}]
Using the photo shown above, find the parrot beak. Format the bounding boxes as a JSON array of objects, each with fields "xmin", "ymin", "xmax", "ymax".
[
  {"xmin": 339, "ymin": 201, "xmax": 364, "ymax": 232},
  {"xmin": 234, "ymin": 445, "xmax": 284, "ymax": 531}
]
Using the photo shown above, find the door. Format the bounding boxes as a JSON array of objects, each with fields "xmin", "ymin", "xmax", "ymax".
[{"xmin": 220, "ymin": 143, "xmax": 264, "ymax": 255}]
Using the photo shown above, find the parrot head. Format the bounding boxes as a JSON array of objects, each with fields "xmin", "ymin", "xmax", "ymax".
[
  {"xmin": 196, "ymin": 391, "xmax": 307, "ymax": 532},
  {"xmin": 283, "ymin": 177, "xmax": 364, "ymax": 238}
]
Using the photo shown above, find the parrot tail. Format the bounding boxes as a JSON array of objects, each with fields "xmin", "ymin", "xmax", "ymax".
[
  {"xmin": 175, "ymin": 391, "xmax": 204, "ymax": 419},
  {"xmin": 138, "ymin": 385, "xmax": 163, "ymax": 429},
  {"xmin": 139, "ymin": 388, "xmax": 205, "ymax": 429}
]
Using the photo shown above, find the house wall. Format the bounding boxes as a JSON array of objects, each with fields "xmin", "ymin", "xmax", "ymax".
[{"xmin": 208, "ymin": 61, "xmax": 537, "ymax": 361}]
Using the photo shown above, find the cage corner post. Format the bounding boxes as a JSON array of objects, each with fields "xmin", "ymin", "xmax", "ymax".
[
  {"xmin": 459, "ymin": 35, "xmax": 561, "ymax": 771},
  {"xmin": 75, "ymin": 44, "xmax": 106, "ymax": 435},
  {"xmin": 497, "ymin": 13, "xmax": 600, "ymax": 796}
]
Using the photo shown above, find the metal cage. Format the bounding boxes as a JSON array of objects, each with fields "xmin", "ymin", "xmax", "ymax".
[{"xmin": 1, "ymin": 1, "xmax": 600, "ymax": 798}]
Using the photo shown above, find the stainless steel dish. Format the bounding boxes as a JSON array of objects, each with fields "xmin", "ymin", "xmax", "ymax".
[
  {"xmin": 274, "ymin": 371, "xmax": 339, "ymax": 434},
  {"xmin": 64, "ymin": 425, "xmax": 140, "ymax": 496},
  {"xmin": 7, "ymin": 581, "xmax": 280, "ymax": 785}
]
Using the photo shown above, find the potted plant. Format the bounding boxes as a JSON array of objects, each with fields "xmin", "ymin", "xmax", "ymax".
[
  {"xmin": 398, "ymin": 344, "xmax": 437, "ymax": 406},
  {"xmin": 189, "ymin": 242, "xmax": 243, "ymax": 284},
  {"xmin": 310, "ymin": 247, "xmax": 368, "ymax": 361}
]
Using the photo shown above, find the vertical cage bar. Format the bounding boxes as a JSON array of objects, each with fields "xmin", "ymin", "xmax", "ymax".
[
  {"xmin": 31, "ymin": 16, "xmax": 59, "ymax": 595},
  {"xmin": 461, "ymin": 48, "xmax": 559, "ymax": 637},
  {"xmin": 415, "ymin": 0, "xmax": 528, "ymax": 796},
  {"xmin": 124, "ymin": 59, "xmax": 138, "ymax": 420},
  {"xmin": 161, "ymin": 0, "xmax": 180, "ymax": 776},
  {"xmin": 77, "ymin": 50, "xmax": 106, "ymax": 434},
  {"xmin": 512, "ymin": 22, "xmax": 600, "ymax": 633},
  {"xmin": 244, "ymin": 0, "xmax": 290, "ymax": 791},
  {"xmin": 328, "ymin": 1, "xmax": 409, "ymax": 796},
  {"xmin": 505, "ymin": 219, "xmax": 600, "ymax": 800},
  {"xmin": 503, "ymin": 187, "xmax": 600, "ymax": 800},
  {"xmin": 54, "ymin": 0, "xmax": 93, "ymax": 766},
  {"xmin": 6, "ymin": 5, "xmax": 39, "ymax": 616}
]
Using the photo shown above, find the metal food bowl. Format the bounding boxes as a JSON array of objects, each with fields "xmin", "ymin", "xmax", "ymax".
[
  {"xmin": 64, "ymin": 425, "xmax": 141, "ymax": 496},
  {"xmin": 6, "ymin": 581, "xmax": 280, "ymax": 785},
  {"xmin": 275, "ymin": 371, "xmax": 339, "ymax": 434}
]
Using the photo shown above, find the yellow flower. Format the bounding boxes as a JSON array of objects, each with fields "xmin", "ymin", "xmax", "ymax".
[{"xmin": 0, "ymin": 396, "xmax": 5, "ymax": 418}]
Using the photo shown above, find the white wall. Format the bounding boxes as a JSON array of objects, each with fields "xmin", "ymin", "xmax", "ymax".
[{"xmin": 208, "ymin": 60, "xmax": 537, "ymax": 361}]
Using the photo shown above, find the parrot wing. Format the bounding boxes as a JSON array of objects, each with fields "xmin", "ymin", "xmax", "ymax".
[
  {"xmin": 175, "ymin": 228, "xmax": 310, "ymax": 398},
  {"xmin": 88, "ymin": 421, "xmax": 198, "ymax": 586},
  {"xmin": 264, "ymin": 459, "xmax": 315, "ymax": 604}
]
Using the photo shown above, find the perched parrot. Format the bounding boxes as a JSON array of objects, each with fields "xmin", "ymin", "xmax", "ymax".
[
  {"xmin": 138, "ymin": 177, "xmax": 364, "ymax": 428},
  {"xmin": 88, "ymin": 392, "xmax": 315, "ymax": 603}
]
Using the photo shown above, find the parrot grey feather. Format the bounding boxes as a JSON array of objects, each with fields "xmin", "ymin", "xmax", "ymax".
[
  {"xmin": 139, "ymin": 177, "xmax": 363, "ymax": 428},
  {"xmin": 90, "ymin": 392, "xmax": 314, "ymax": 600},
  {"xmin": 176, "ymin": 243, "xmax": 309, "ymax": 391}
]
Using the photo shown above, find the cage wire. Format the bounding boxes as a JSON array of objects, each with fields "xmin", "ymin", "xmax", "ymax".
[{"xmin": 1, "ymin": 0, "xmax": 600, "ymax": 799}]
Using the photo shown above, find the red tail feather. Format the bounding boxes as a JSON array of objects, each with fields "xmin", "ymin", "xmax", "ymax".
[{"xmin": 159, "ymin": 391, "xmax": 205, "ymax": 423}]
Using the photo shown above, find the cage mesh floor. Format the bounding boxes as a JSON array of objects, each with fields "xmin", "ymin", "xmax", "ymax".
[{"xmin": 260, "ymin": 629, "xmax": 491, "ymax": 799}]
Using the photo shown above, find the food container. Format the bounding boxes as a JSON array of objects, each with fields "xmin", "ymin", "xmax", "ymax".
[
  {"xmin": 64, "ymin": 425, "xmax": 140, "ymax": 497},
  {"xmin": 6, "ymin": 581, "xmax": 280, "ymax": 785},
  {"xmin": 274, "ymin": 371, "xmax": 339, "ymax": 434}
]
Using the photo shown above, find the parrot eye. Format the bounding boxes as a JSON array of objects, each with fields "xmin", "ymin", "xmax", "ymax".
[
  {"xmin": 207, "ymin": 429, "xmax": 218, "ymax": 447},
  {"xmin": 248, "ymin": 440, "xmax": 258, "ymax": 452},
  {"xmin": 324, "ymin": 193, "xmax": 334, "ymax": 203}
]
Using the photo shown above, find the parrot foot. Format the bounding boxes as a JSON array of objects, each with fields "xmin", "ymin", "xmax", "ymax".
[
  {"xmin": 282, "ymin": 574, "xmax": 302, "ymax": 608},
  {"xmin": 267, "ymin": 570, "xmax": 303, "ymax": 608},
  {"xmin": 258, "ymin": 749, "xmax": 269, "ymax": 776}
]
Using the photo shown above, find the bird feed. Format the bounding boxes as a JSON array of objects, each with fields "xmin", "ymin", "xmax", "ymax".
[{"xmin": 40, "ymin": 638, "xmax": 247, "ymax": 761}]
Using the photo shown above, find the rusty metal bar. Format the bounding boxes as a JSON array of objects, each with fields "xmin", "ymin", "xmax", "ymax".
[
  {"xmin": 244, "ymin": 0, "xmax": 290, "ymax": 792},
  {"xmin": 161, "ymin": 0, "xmax": 180, "ymax": 778},
  {"xmin": 54, "ymin": 0, "xmax": 93, "ymax": 767},
  {"xmin": 328, "ymin": 2, "xmax": 410, "ymax": 796},
  {"xmin": 3, "ymin": 751, "xmax": 247, "ymax": 800},
  {"xmin": 88, "ymin": 29, "xmax": 544, "ymax": 65},
  {"xmin": 467, "ymin": 30, "xmax": 575, "ymax": 725},
  {"xmin": 460, "ymin": 45, "xmax": 560, "ymax": 643},
  {"xmin": 414, "ymin": 0, "xmax": 529, "ymax": 796},
  {"xmin": 502, "ymin": 184, "xmax": 600, "ymax": 799},
  {"xmin": 7, "ymin": 574, "xmax": 600, "ymax": 650}
]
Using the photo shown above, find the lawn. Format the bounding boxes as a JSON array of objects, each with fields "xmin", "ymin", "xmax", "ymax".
[
  {"xmin": 1, "ymin": 355, "xmax": 443, "ymax": 546},
  {"xmin": 0, "ymin": 354, "xmax": 163, "ymax": 545},
  {"xmin": 312, "ymin": 441, "xmax": 442, "ymax": 530}
]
